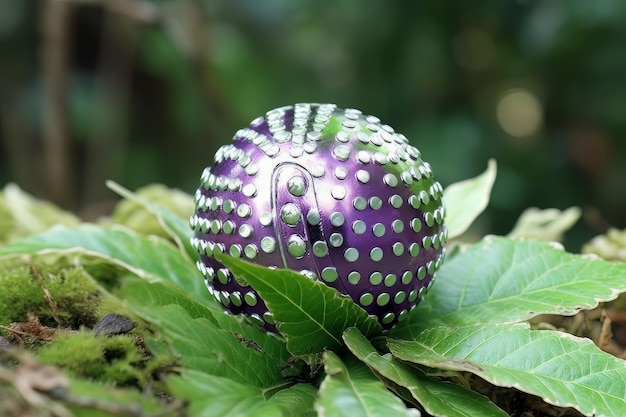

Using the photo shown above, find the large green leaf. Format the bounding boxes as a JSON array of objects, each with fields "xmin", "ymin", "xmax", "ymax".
[
  {"xmin": 443, "ymin": 159, "xmax": 496, "ymax": 239},
  {"xmin": 117, "ymin": 278, "xmax": 289, "ymax": 388},
  {"xmin": 131, "ymin": 302, "xmax": 284, "ymax": 388},
  {"xmin": 216, "ymin": 253, "xmax": 382, "ymax": 357},
  {"xmin": 117, "ymin": 278, "xmax": 222, "ymax": 322},
  {"xmin": 315, "ymin": 351, "xmax": 420, "ymax": 417},
  {"xmin": 166, "ymin": 369, "xmax": 283, "ymax": 417},
  {"xmin": 0, "ymin": 224, "xmax": 206, "ymax": 304},
  {"xmin": 106, "ymin": 180, "xmax": 196, "ymax": 260},
  {"xmin": 266, "ymin": 383, "xmax": 318, "ymax": 417},
  {"xmin": 343, "ymin": 328, "xmax": 507, "ymax": 417},
  {"xmin": 170, "ymin": 371, "xmax": 315, "ymax": 417},
  {"xmin": 388, "ymin": 323, "xmax": 626, "ymax": 417},
  {"xmin": 119, "ymin": 279, "xmax": 291, "ymax": 371},
  {"xmin": 391, "ymin": 236, "xmax": 626, "ymax": 339}
]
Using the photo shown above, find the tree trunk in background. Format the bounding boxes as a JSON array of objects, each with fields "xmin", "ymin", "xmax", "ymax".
[{"xmin": 41, "ymin": 0, "xmax": 74, "ymax": 209}]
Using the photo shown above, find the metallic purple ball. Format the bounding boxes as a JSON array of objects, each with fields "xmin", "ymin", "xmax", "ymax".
[{"xmin": 190, "ymin": 103, "xmax": 447, "ymax": 330}]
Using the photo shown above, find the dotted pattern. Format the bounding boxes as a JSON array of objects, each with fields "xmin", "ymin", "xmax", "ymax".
[{"xmin": 190, "ymin": 103, "xmax": 447, "ymax": 330}]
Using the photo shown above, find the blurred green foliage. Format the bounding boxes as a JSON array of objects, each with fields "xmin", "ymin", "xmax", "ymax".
[{"xmin": 1, "ymin": 0, "xmax": 625, "ymax": 249}]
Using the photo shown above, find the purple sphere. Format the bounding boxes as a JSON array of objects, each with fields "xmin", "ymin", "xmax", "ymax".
[{"xmin": 191, "ymin": 104, "xmax": 447, "ymax": 329}]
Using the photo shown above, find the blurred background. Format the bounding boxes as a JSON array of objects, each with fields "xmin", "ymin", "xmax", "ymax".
[{"xmin": 1, "ymin": 0, "xmax": 625, "ymax": 250}]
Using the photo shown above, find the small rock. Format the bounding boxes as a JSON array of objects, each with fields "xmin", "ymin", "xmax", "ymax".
[{"xmin": 93, "ymin": 314, "xmax": 135, "ymax": 336}]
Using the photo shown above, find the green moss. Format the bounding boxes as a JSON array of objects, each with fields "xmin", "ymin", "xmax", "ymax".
[
  {"xmin": 0, "ymin": 264, "xmax": 102, "ymax": 329},
  {"xmin": 0, "ymin": 262, "xmax": 172, "ymax": 389},
  {"xmin": 37, "ymin": 331, "xmax": 106, "ymax": 375},
  {"xmin": 37, "ymin": 330, "xmax": 153, "ymax": 387}
]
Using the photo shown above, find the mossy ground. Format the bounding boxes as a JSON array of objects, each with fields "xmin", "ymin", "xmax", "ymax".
[
  {"xmin": 37, "ymin": 330, "xmax": 154, "ymax": 386},
  {"xmin": 0, "ymin": 263, "xmax": 101, "ymax": 330},
  {"xmin": 0, "ymin": 259, "xmax": 171, "ymax": 390}
]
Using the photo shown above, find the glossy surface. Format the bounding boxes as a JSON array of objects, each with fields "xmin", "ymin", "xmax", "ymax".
[{"xmin": 191, "ymin": 103, "xmax": 447, "ymax": 329}]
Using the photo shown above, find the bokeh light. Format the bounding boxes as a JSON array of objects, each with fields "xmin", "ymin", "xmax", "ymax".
[{"xmin": 496, "ymin": 89, "xmax": 543, "ymax": 139}]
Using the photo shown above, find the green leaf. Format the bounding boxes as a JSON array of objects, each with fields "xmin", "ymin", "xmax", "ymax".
[
  {"xmin": 215, "ymin": 253, "xmax": 382, "ymax": 357},
  {"xmin": 443, "ymin": 159, "xmax": 496, "ymax": 239},
  {"xmin": 0, "ymin": 224, "xmax": 206, "ymax": 304},
  {"xmin": 583, "ymin": 227, "xmax": 626, "ymax": 262},
  {"xmin": 343, "ymin": 328, "xmax": 507, "ymax": 417},
  {"xmin": 266, "ymin": 383, "xmax": 318, "ymax": 417},
  {"xmin": 118, "ymin": 279, "xmax": 288, "ymax": 388},
  {"xmin": 315, "ymin": 351, "xmax": 420, "ymax": 417},
  {"xmin": 388, "ymin": 323, "xmax": 626, "ymax": 417},
  {"xmin": 133, "ymin": 302, "xmax": 284, "ymax": 387},
  {"xmin": 391, "ymin": 236, "xmax": 626, "ymax": 339},
  {"xmin": 0, "ymin": 183, "xmax": 79, "ymax": 244},
  {"xmin": 106, "ymin": 180, "xmax": 196, "ymax": 260},
  {"xmin": 166, "ymin": 369, "xmax": 283, "ymax": 417},
  {"xmin": 508, "ymin": 206, "xmax": 581, "ymax": 242},
  {"xmin": 118, "ymin": 279, "xmax": 221, "ymax": 322},
  {"xmin": 119, "ymin": 279, "xmax": 292, "ymax": 372}
]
